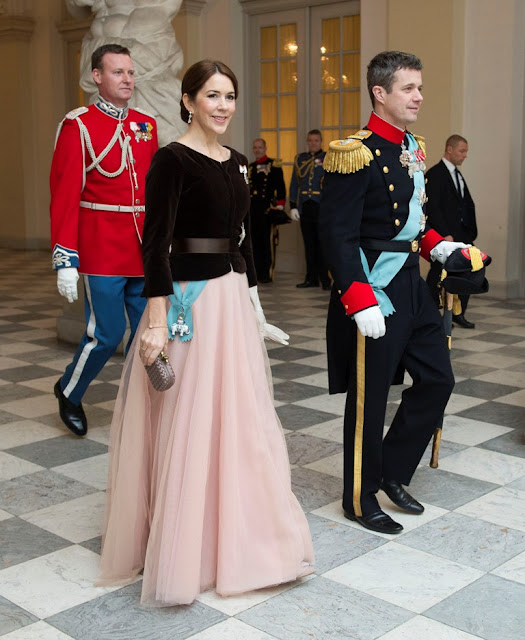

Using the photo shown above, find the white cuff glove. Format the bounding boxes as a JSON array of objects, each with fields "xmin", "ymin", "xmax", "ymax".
[
  {"xmin": 57, "ymin": 267, "xmax": 79, "ymax": 303},
  {"xmin": 430, "ymin": 241, "xmax": 471, "ymax": 264},
  {"xmin": 290, "ymin": 208, "xmax": 300, "ymax": 222},
  {"xmin": 249, "ymin": 286, "xmax": 289, "ymax": 345},
  {"xmin": 353, "ymin": 305, "xmax": 386, "ymax": 339}
]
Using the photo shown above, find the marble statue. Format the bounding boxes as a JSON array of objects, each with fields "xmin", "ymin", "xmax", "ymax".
[{"xmin": 67, "ymin": 0, "xmax": 185, "ymax": 146}]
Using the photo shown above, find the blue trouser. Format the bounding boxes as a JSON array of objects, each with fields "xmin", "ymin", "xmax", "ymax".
[{"xmin": 60, "ymin": 275, "xmax": 146, "ymax": 405}]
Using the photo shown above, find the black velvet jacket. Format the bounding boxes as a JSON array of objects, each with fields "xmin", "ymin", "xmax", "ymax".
[{"xmin": 142, "ymin": 142, "xmax": 256, "ymax": 297}]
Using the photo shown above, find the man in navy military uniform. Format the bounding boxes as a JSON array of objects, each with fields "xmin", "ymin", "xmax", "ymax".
[
  {"xmin": 248, "ymin": 138, "xmax": 286, "ymax": 283},
  {"xmin": 319, "ymin": 51, "xmax": 473, "ymax": 534},
  {"xmin": 290, "ymin": 130, "xmax": 331, "ymax": 290}
]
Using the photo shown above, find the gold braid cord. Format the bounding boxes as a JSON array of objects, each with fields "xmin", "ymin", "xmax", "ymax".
[
  {"xmin": 469, "ymin": 246, "xmax": 483, "ymax": 272},
  {"xmin": 323, "ymin": 139, "xmax": 374, "ymax": 174},
  {"xmin": 413, "ymin": 133, "xmax": 426, "ymax": 156}
]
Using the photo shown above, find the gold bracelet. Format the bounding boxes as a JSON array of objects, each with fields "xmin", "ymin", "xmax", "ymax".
[{"xmin": 148, "ymin": 325, "xmax": 166, "ymax": 329}]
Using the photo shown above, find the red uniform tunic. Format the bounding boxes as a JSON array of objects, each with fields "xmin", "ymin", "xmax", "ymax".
[{"xmin": 50, "ymin": 101, "xmax": 158, "ymax": 276}]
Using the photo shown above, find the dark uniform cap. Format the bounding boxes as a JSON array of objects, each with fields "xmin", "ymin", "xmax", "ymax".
[{"xmin": 441, "ymin": 247, "xmax": 491, "ymax": 295}]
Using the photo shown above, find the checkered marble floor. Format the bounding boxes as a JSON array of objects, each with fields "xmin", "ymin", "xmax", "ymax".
[{"xmin": 0, "ymin": 248, "xmax": 524, "ymax": 640}]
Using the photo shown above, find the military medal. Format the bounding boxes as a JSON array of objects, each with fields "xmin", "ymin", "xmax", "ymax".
[
  {"xmin": 399, "ymin": 142, "xmax": 426, "ymax": 177},
  {"xmin": 130, "ymin": 121, "xmax": 153, "ymax": 142},
  {"xmin": 171, "ymin": 308, "xmax": 190, "ymax": 338},
  {"xmin": 239, "ymin": 164, "xmax": 249, "ymax": 184}
]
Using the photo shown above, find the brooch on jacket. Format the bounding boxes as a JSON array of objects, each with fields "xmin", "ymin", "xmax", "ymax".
[{"xmin": 239, "ymin": 164, "xmax": 249, "ymax": 184}]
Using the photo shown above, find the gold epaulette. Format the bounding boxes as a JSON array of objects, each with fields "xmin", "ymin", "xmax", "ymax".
[
  {"xmin": 272, "ymin": 158, "xmax": 283, "ymax": 168},
  {"xmin": 65, "ymin": 106, "xmax": 89, "ymax": 120},
  {"xmin": 413, "ymin": 134, "xmax": 426, "ymax": 155},
  {"xmin": 323, "ymin": 137, "xmax": 374, "ymax": 174}
]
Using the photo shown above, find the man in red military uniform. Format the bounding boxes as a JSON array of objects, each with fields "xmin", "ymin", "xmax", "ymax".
[{"xmin": 50, "ymin": 43, "xmax": 158, "ymax": 436}]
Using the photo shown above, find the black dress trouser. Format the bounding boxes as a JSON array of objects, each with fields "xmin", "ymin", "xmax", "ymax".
[
  {"xmin": 342, "ymin": 267, "xmax": 455, "ymax": 516},
  {"xmin": 300, "ymin": 199, "xmax": 330, "ymax": 285}
]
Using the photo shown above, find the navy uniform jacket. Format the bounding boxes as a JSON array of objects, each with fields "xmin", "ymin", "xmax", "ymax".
[
  {"xmin": 319, "ymin": 112, "xmax": 443, "ymax": 392},
  {"xmin": 425, "ymin": 160, "xmax": 477, "ymax": 245},
  {"xmin": 248, "ymin": 156, "xmax": 286, "ymax": 208},
  {"xmin": 289, "ymin": 149, "xmax": 325, "ymax": 208}
]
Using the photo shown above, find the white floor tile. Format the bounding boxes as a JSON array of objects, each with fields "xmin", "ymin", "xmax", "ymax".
[
  {"xmin": 378, "ymin": 616, "xmax": 483, "ymax": 639},
  {"xmin": 324, "ymin": 542, "xmax": 482, "ymax": 613},
  {"xmin": 21, "ymin": 492, "xmax": 106, "ymax": 543},
  {"xmin": 0, "ymin": 419, "xmax": 65, "ymax": 449},
  {"xmin": 301, "ymin": 418, "xmax": 343, "ymax": 443},
  {"xmin": 295, "ymin": 393, "xmax": 346, "ymax": 416},
  {"xmin": 0, "ymin": 394, "xmax": 60, "ymax": 419},
  {"xmin": 443, "ymin": 393, "xmax": 486, "ymax": 414},
  {"xmin": 0, "ymin": 545, "xmax": 119, "ymax": 618},
  {"xmin": 187, "ymin": 618, "xmax": 276, "ymax": 639},
  {"xmin": 52, "ymin": 454, "xmax": 109, "ymax": 491},
  {"xmin": 474, "ymin": 369, "xmax": 525, "ymax": 388},
  {"xmin": 438, "ymin": 448, "xmax": 525, "ymax": 485},
  {"xmin": 304, "ymin": 452, "xmax": 343, "ymax": 478},
  {"xmin": 0, "ymin": 451, "xmax": 44, "ymax": 481},
  {"xmin": 441, "ymin": 415, "xmax": 512, "ymax": 446},
  {"xmin": 491, "ymin": 550, "xmax": 525, "ymax": 585},
  {"xmin": 454, "ymin": 352, "xmax": 524, "ymax": 369},
  {"xmin": 1, "ymin": 621, "xmax": 75, "ymax": 639},
  {"xmin": 494, "ymin": 388, "xmax": 525, "ymax": 407},
  {"xmin": 457, "ymin": 487, "xmax": 525, "ymax": 532}
]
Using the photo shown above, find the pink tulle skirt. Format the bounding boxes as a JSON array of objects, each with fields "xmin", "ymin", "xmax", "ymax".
[{"xmin": 98, "ymin": 271, "xmax": 314, "ymax": 606}]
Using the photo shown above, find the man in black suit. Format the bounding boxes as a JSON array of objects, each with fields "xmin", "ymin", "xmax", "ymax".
[{"xmin": 425, "ymin": 135, "xmax": 478, "ymax": 328}]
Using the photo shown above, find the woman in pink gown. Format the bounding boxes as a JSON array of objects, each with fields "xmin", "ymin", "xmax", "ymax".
[{"xmin": 98, "ymin": 60, "xmax": 314, "ymax": 606}]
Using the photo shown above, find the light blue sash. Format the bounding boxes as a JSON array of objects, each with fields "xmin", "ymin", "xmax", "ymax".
[
  {"xmin": 359, "ymin": 133, "xmax": 424, "ymax": 317},
  {"xmin": 166, "ymin": 280, "xmax": 207, "ymax": 341}
]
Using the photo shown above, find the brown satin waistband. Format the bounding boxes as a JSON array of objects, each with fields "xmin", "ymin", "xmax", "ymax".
[{"xmin": 172, "ymin": 237, "xmax": 237, "ymax": 254}]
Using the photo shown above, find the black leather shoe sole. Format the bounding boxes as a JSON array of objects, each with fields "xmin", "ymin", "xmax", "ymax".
[
  {"xmin": 321, "ymin": 282, "xmax": 332, "ymax": 291},
  {"xmin": 54, "ymin": 380, "xmax": 88, "ymax": 437},
  {"xmin": 344, "ymin": 509, "xmax": 403, "ymax": 534},
  {"xmin": 296, "ymin": 281, "xmax": 319, "ymax": 288},
  {"xmin": 381, "ymin": 482, "xmax": 424, "ymax": 514}
]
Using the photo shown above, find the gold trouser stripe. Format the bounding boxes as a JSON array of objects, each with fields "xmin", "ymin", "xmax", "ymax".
[{"xmin": 353, "ymin": 331, "xmax": 366, "ymax": 517}]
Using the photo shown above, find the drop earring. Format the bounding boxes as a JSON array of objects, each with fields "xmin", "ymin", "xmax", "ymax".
[{"xmin": 188, "ymin": 111, "xmax": 193, "ymax": 124}]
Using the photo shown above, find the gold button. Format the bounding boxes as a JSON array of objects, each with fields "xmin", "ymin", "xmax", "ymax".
[
  {"xmin": 393, "ymin": 202, "xmax": 398, "ymax": 210},
  {"xmin": 383, "ymin": 166, "xmax": 389, "ymax": 173},
  {"xmin": 375, "ymin": 149, "xmax": 381, "ymax": 156},
  {"xmin": 425, "ymin": 197, "xmax": 429, "ymax": 203},
  {"xmin": 425, "ymin": 215, "xmax": 428, "ymax": 220},
  {"xmin": 389, "ymin": 184, "xmax": 394, "ymax": 192},
  {"xmin": 425, "ymin": 178, "xmax": 428, "ymax": 184},
  {"xmin": 338, "ymin": 290, "xmax": 341, "ymax": 294},
  {"xmin": 135, "ymin": 198, "xmax": 140, "ymax": 204},
  {"xmin": 344, "ymin": 304, "xmax": 348, "ymax": 309},
  {"xmin": 395, "ymin": 219, "xmax": 400, "ymax": 226}
]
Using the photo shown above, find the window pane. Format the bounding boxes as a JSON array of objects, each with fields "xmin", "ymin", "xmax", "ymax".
[
  {"xmin": 282, "ymin": 164, "xmax": 293, "ymax": 190},
  {"xmin": 280, "ymin": 59, "xmax": 297, "ymax": 92},
  {"xmin": 321, "ymin": 18, "xmax": 340, "ymax": 53},
  {"xmin": 321, "ymin": 55, "xmax": 339, "ymax": 91},
  {"xmin": 322, "ymin": 93, "xmax": 340, "ymax": 127},
  {"xmin": 280, "ymin": 95, "xmax": 296, "ymax": 128},
  {"xmin": 280, "ymin": 24, "xmax": 297, "ymax": 57},
  {"xmin": 261, "ymin": 97, "xmax": 277, "ymax": 129},
  {"xmin": 262, "ymin": 130, "xmax": 278, "ymax": 158},
  {"xmin": 343, "ymin": 92, "xmax": 360, "ymax": 127},
  {"xmin": 261, "ymin": 62, "xmax": 277, "ymax": 94},
  {"xmin": 322, "ymin": 129, "xmax": 339, "ymax": 145},
  {"xmin": 342, "ymin": 53, "xmax": 360, "ymax": 89},
  {"xmin": 343, "ymin": 15, "xmax": 360, "ymax": 50},
  {"xmin": 280, "ymin": 130, "xmax": 297, "ymax": 164},
  {"xmin": 261, "ymin": 26, "xmax": 277, "ymax": 59}
]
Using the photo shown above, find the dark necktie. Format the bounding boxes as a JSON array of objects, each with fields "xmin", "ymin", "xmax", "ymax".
[{"xmin": 454, "ymin": 168, "xmax": 463, "ymax": 198}]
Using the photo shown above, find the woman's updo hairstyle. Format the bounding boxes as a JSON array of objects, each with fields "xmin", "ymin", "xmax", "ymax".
[{"xmin": 180, "ymin": 60, "xmax": 239, "ymax": 124}]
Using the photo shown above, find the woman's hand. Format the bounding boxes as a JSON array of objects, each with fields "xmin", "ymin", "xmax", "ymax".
[{"xmin": 140, "ymin": 326, "xmax": 169, "ymax": 366}]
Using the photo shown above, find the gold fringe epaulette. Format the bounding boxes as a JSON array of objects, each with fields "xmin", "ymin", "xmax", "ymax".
[
  {"xmin": 272, "ymin": 158, "xmax": 283, "ymax": 168},
  {"xmin": 413, "ymin": 134, "xmax": 426, "ymax": 156},
  {"xmin": 323, "ymin": 139, "xmax": 374, "ymax": 174}
]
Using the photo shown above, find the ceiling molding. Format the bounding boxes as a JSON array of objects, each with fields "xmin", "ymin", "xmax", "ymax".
[
  {"xmin": 239, "ymin": 0, "xmax": 341, "ymax": 15},
  {"xmin": 0, "ymin": 14, "xmax": 34, "ymax": 41},
  {"xmin": 179, "ymin": 0, "xmax": 210, "ymax": 16}
]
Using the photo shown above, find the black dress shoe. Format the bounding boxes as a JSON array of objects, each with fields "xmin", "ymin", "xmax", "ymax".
[
  {"xmin": 452, "ymin": 314, "xmax": 475, "ymax": 329},
  {"xmin": 344, "ymin": 509, "xmax": 403, "ymax": 534},
  {"xmin": 54, "ymin": 380, "xmax": 88, "ymax": 437},
  {"xmin": 296, "ymin": 280, "xmax": 319, "ymax": 288},
  {"xmin": 321, "ymin": 282, "xmax": 332, "ymax": 291},
  {"xmin": 258, "ymin": 276, "xmax": 272, "ymax": 284},
  {"xmin": 381, "ymin": 479, "xmax": 424, "ymax": 514}
]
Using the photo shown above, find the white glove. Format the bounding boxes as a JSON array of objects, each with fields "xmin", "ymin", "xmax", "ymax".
[
  {"xmin": 430, "ymin": 241, "xmax": 471, "ymax": 264},
  {"xmin": 249, "ymin": 286, "xmax": 289, "ymax": 345},
  {"xmin": 353, "ymin": 306, "xmax": 386, "ymax": 339},
  {"xmin": 290, "ymin": 208, "xmax": 300, "ymax": 222},
  {"xmin": 57, "ymin": 267, "xmax": 79, "ymax": 303}
]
